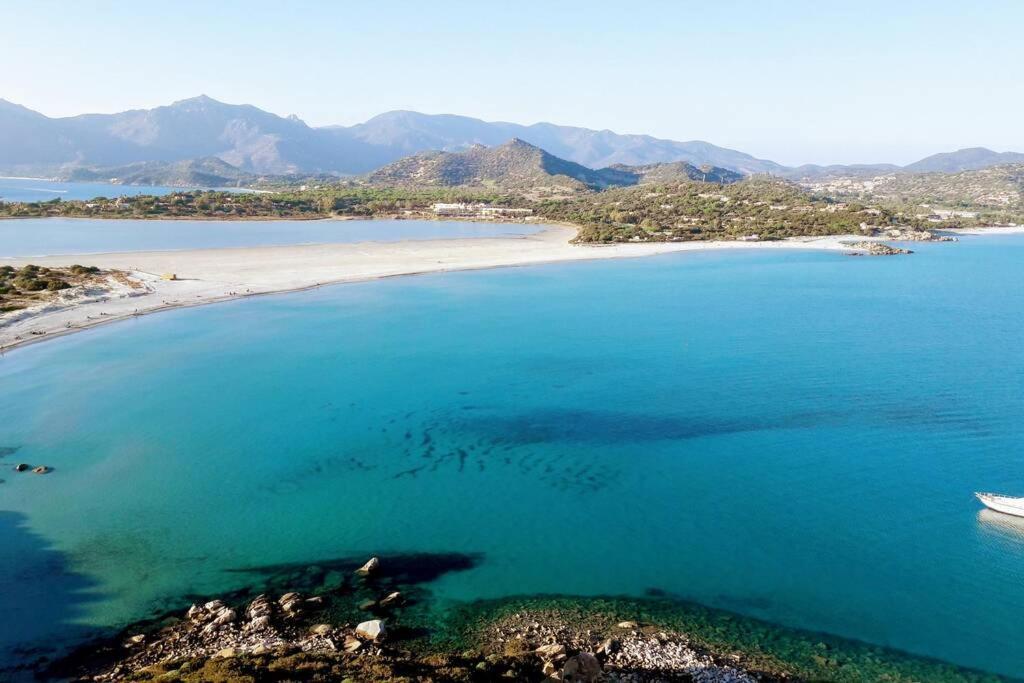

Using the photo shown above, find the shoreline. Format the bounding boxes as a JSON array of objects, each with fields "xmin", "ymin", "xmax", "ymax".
[{"xmin": 1, "ymin": 225, "xmax": 1012, "ymax": 355}]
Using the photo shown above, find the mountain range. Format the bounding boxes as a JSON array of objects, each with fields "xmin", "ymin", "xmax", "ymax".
[{"xmin": 0, "ymin": 95, "xmax": 1020, "ymax": 182}]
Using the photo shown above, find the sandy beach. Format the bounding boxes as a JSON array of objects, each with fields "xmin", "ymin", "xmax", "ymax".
[{"xmin": 0, "ymin": 225, "xmax": 950, "ymax": 353}]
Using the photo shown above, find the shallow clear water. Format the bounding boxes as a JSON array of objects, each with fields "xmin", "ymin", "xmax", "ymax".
[
  {"xmin": 0, "ymin": 218, "xmax": 541, "ymax": 256},
  {"xmin": 2, "ymin": 235, "xmax": 1023, "ymax": 676},
  {"xmin": 0, "ymin": 178, "xmax": 216, "ymax": 203}
]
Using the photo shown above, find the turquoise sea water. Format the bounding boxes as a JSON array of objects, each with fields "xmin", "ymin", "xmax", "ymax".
[
  {"xmin": 0, "ymin": 218, "xmax": 540, "ymax": 256},
  {"xmin": 2, "ymin": 235, "xmax": 1024, "ymax": 676},
  {"xmin": 0, "ymin": 178, "xmax": 226, "ymax": 203}
]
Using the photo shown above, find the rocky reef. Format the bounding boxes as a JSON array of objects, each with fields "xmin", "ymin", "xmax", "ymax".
[{"xmin": 45, "ymin": 555, "xmax": 1004, "ymax": 683}]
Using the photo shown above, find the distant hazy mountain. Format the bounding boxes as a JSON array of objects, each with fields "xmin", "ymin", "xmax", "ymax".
[
  {"xmin": 606, "ymin": 161, "xmax": 744, "ymax": 185},
  {"xmin": 2, "ymin": 96, "xmax": 1021, "ymax": 182},
  {"xmin": 65, "ymin": 157, "xmax": 257, "ymax": 188},
  {"xmin": 0, "ymin": 95, "xmax": 388, "ymax": 176},
  {"xmin": 902, "ymin": 147, "xmax": 1024, "ymax": 173},
  {"xmin": 783, "ymin": 163, "xmax": 902, "ymax": 179},
  {"xmin": 347, "ymin": 110, "xmax": 785, "ymax": 175},
  {"xmin": 0, "ymin": 96, "xmax": 783, "ymax": 178}
]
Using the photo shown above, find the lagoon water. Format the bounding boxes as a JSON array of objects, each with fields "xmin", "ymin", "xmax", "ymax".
[
  {"xmin": 0, "ymin": 218, "xmax": 540, "ymax": 257},
  {"xmin": 0, "ymin": 178, "xmax": 201, "ymax": 203},
  {"xmin": 2, "ymin": 235, "xmax": 1024, "ymax": 676}
]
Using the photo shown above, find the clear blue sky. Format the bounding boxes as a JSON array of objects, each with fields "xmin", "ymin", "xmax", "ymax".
[{"xmin": 3, "ymin": 0, "xmax": 1021, "ymax": 165}]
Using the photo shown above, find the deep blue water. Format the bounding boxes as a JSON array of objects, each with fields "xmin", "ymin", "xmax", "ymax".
[
  {"xmin": 2, "ymin": 235, "xmax": 1023, "ymax": 676},
  {"xmin": 0, "ymin": 177, "xmax": 226, "ymax": 203},
  {"xmin": 0, "ymin": 218, "xmax": 541, "ymax": 256}
]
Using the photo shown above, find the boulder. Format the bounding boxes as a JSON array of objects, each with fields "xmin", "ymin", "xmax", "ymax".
[
  {"xmin": 615, "ymin": 621, "xmax": 637, "ymax": 629},
  {"xmin": 343, "ymin": 635, "xmax": 363, "ymax": 653},
  {"xmin": 14, "ymin": 463, "xmax": 29, "ymax": 472},
  {"xmin": 355, "ymin": 619, "xmax": 386, "ymax": 642},
  {"xmin": 211, "ymin": 608, "xmax": 236, "ymax": 626},
  {"xmin": 310, "ymin": 623, "xmax": 333, "ymax": 636},
  {"xmin": 213, "ymin": 647, "xmax": 239, "ymax": 659},
  {"xmin": 535, "ymin": 643, "xmax": 566, "ymax": 660},
  {"xmin": 248, "ymin": 615, "xmax": 271, "ymax": 631},
  {"xmin": 279, "ymin": 592, "xmax": 303, "ymax": 615},
  {"xmin": 597, "ymin": 638, "xmax": 619, "ymax": 656},
  {"xmin": 562, "ymin": 652, "xmax": 602, "ymax": 682},
  {"xmin": 355, "ymin": 557, "xmax": 380, "ymax": 576},
  {"xmin": 32, "ymin": 466, "xmax": 50, "ymax": 474}
]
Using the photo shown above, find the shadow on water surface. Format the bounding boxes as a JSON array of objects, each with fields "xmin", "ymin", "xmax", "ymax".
[
  {"xmin": 0, "ymin": 510, "xmax": 103, "ymax": 678},
  {"xmin": 977, "ymin": 509, "xmax": 1024, "ymax": 545},
  {"xmin": 225, "ymin": 551, "xmax": 483, "ymax": 594}
]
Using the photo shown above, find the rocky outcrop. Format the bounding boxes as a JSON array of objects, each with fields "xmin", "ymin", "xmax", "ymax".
[
  {"xmin": 843, "ymin": 241, "xmax": 913, "ymax": 256},
  {"xmin": 884, "ymin": 228, "xmax": 958, "ymax": 242}
]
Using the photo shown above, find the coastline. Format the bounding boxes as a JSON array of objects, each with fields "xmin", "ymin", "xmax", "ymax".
[{"xmin": 0, "ymin": 224, "xmax": 975, "ymax": 354}]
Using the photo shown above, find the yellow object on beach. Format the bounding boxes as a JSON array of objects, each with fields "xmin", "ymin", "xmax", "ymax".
[{"xmin": 161, "ymin": 273, "xmax": 178, "ymax": 281}]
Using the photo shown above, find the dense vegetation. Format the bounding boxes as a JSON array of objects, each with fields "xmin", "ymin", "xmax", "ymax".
[
  {"xmin": 535, "ymin": 178, "xmax": 905, "ymax": 242},
  {"xmin": 2, "ymin": 168, "xmax": 1022, "ymax": 243}
]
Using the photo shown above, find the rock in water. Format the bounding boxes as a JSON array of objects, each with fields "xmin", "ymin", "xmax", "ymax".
[
  {"xmin": 355, "ymin": 619, "xmax": 386, "ymax": 642},
  {"xmin": 379, "ymin": 591, "xmax": 402, "ymax": 608},
  {"xmin": 355, "ymin": 556, "xmax": 380, "ymax": 576}
]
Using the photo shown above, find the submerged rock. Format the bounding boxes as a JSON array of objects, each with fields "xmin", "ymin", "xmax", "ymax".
[
  {"xmin": 32, "ymin": 465, "xmax": 50, "ymax": 474},
  {"xmin": 14, "ymin": 463, "xmax": 30, "ymax": 472},
  {"xmin": 379, "ymin": 590, "xmax": 403, "ymax": 608}
]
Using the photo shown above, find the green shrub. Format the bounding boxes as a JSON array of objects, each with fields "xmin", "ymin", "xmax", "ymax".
[
  {"xmin": 12, "ymin": 276, "xmax": 46, "ymax": 291},
  {"xmin": 46, "ymin": 278, "xmax": 70, "ymax": 291},
  {"xmin": 70, "ymin": 264, "xmax": 100, "ymax": 275}
]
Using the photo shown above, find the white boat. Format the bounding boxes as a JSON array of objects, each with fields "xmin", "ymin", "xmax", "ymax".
[{"xmin": 975, "ymin": 492, "xmax": 1024, "ymax": 518}]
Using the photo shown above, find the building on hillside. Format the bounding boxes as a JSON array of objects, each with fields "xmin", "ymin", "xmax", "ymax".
[
  {"xmin": 479, "ymin": 207, "xmax": 533, "ymax": 218},
  {"xmin": 432, "ymin": 203, "xmax": 476, "ymax": 216}
]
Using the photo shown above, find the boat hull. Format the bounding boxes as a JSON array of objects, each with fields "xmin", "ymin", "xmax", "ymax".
[{"xmin": 976, "ymin": 492, "xmax": 1024, "ymax": 518}]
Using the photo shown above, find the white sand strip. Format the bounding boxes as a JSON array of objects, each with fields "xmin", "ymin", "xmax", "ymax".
[{"xmin": 0, "ymin": 226, "xmax": 925, "ymax": 353}]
